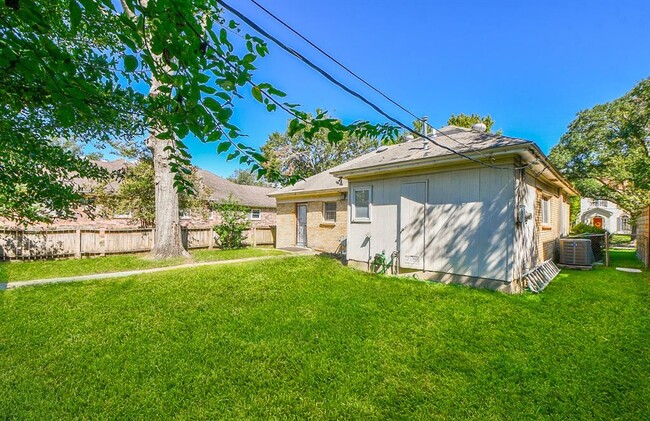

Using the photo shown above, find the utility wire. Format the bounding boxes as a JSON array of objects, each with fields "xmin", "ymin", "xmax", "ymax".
[
  {"xmin": 220, "ymin": 0, "xmax": 534, "ymax": 170},
  {"xmin": 246, "ymin": 0, "xmax": 498, "ymax": 162},
  {"xmin": 249, "ymin": 0, "xmax": 420, "ymax": 122}
]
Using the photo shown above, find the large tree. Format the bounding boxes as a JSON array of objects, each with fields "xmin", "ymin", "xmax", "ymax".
[
  {"xmin": 262, "ymin": 111, "xmax": 382, "ymax": 179},
  {"xmin": 1, "ymin": 1, "xmax": 145, "ymax": 224},
  {"xmin": 549, "ymin": 78, "xmax": 650, "ymax": 217},
  {"xmin": 227, "ymin": 169, "xmax": 271, "ymax": 187},
  {"xmin": 447, "ymin": 113, "xmax": 496, "ymax": 132},
  {"xmin": 3, "ymin": 1, "xmax": 396, "ymax": 258}
]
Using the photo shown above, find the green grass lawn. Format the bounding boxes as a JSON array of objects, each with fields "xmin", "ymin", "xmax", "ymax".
[
  {"xmin": 0, "ymin": 250, "xmax": 648, "ymax": 418},
  {"xmin": 0, "ymin": 247, "xmax": 285, "ymax": 282},
  {"xmin": 610, "ymin": 234, "xmax": 633, "ymax": 245}
]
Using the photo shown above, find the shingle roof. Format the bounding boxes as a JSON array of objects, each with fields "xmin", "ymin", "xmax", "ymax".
[
  {"xmin": 270, "ymin": 126, "xmax": 531, "ymax": 197},
  {"xmin": 332, "ymin": 126, "xmax": 531, "ymax": 175},
  {"xmin": 268, "ymin": 153, "xmax": 373, "ymax": 197},
  {"xmin": 195, "ymin": 169, "xmax": 276, "ymax": 208},
  {"xmin": 77, "ymin": 160, "xmax": 276, "ymax": 208},
  {"xmin": 75, "ymin": 159, "xmax": 130, "ymax": 193}
]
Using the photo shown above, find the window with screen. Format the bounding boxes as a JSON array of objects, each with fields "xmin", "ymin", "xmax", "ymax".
[
  {"xmin": 323, "ymin": 202, "xmax": 337, "ymax": 222},
  {"xmin": 541, "ymin": 198, "xmax": 551, "ymax": 225},
  {"xmin": 250, "ymin": 209, "xmax": 261, "ymax": 220}
]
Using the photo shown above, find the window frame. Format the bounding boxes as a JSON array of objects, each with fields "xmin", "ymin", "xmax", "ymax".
[
  {"xmin": 351, "ymin": 186, "xmax": 372, "ymax": 222},
  {"xmin": 541, "ymin": 197, "xmax": 551, "ymax": 226},
  {"xmin": 620, "ymin": 215, "xmax": 631, "ymax": 231},
  {"xmin": 322, "ymin": 202, "xmax": 337, "ymax": 223},
  {"xmin": 179, "ymin": 209, "xmax": 192, "ymax": 220},
  {"xmin": 113, "ymin": 211, "xmax": 133, "ymax": 219},
  {"xmin": 250, "ymin": 209, "xmax": 261, "ymax": 220}
]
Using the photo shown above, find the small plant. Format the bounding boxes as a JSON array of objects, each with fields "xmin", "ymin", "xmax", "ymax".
[
  {"xmin": 213, "ymin": 195, "xmax": 251, "ymax": 249},
  {"xmin": 571, "ymin": 222, "xmax": 606, "ymax": 235}
]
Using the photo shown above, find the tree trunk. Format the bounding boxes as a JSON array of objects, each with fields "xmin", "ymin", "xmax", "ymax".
[
  {"xmin": 147, "ymin": 76, "xmax": 189, "ymax": 259},
  {"xmin": 147, "ymin": 134, "xmax": 189, "ymax": 259},
  {"xmin": 119, "ymin": 0, "xmax": 188, "ymax": 259}
]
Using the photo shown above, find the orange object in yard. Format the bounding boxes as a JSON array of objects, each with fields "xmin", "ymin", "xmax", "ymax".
[{"xmin": 593, "ymin": 216, "xmax": 603, "ymax": 229}]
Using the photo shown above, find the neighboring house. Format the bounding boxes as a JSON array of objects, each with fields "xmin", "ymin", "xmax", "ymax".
[
  {"xmin": 272, "ymin": 126, "xmax": 576, "ymax": 293},
  {"xmin": 577, "ymin": 198, "xmax": 631, "ymax": 233},
  {"xmin": 194, "ymin": 168, "xmax": 276, "ymax": 228},
  {"xmin": 0, "ymin": 160, "xmax": 277, "ymax": 229}
]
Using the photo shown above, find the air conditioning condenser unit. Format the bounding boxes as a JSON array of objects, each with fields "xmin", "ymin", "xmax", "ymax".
[{"xmin": 559, "ymin": 238, "xmax": 593, "ymax": 267}]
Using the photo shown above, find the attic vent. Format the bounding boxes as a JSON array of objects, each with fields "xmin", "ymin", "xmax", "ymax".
[
  {"xmin": 472, "ymin": 123, "xmax": 487, "ymax": 132},
  {"xmin": 376, "ymin": 145, "xmax": 388, "ymax": 153}
]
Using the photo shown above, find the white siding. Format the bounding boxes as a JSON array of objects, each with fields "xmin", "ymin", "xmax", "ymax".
[{"xmin": 347, "ymin": 167, "xmax": 515, "ymax": 282}]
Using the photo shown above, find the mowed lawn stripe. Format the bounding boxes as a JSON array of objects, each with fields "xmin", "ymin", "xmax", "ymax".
[
  {"xmin": 0, "ymin": 247, "xmax": 286, "ymax": 283},
  {"xmin": 0, "ymin": 251, "xmax": 648, "ymax": 419}
]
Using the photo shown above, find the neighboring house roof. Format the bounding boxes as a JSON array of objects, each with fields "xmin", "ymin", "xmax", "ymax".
[
  {"xmin": 75, "ymin": 159, "xmax": 130, "ymax": 194},
  {"xmin": 77, "ymin": 160, "xmax": 276, "ymax": 208},
  {"xmin": 195, "ymin": 169, "xmax": 276, "ymax": 208}
]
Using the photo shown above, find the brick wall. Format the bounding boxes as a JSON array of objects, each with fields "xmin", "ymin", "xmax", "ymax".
[
  {"xmin": 275, "ymin": 203, "xmax": 297, "ymax": 249},
  {"xmin": 275, "ymin": 199, "xmax": 347, "ymax": 252},
  {"xmin": 534, "ymin": 188, "xmax": 562, "ymax": 263},
  {"xmin": 305, "ymin": 199, "xmax": 347, "ymax": 253}
]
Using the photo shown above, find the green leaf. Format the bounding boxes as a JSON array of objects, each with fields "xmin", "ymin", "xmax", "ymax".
[
  {"xmin": 217, "ymin": 107, "xmax": 233, "ymax": 121},
  {"xmin": 267, "ymin": 87, "xmax": 286, "ymax": 97},
  {"xmin": 251, "ymin": 86, "xmax": 263, "ymax": 103},
  {"xmin": 57, "ymin": 104, "xmax": 76, "ymax": 127},
  {"xmin": 217, "ymin": 142, "xmax": 230, "ymax": 154},
  {"xmin": 69, "ymin": 0, "xmax": 82, "ymax": 31},
  {"xmin": 124, "ymin": 55, "xmax": 138, "ymax": 72},
  {"xmin": 203, "ymin": 97, "xmax": 222, "ymax": 113}
]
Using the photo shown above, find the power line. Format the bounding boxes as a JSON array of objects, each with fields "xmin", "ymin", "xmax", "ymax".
[
  {"xmin": 246, "ymin": 0, "xmax": 498, "ymax": 163},
  {"xmin": 248, "ymin": 0, "xmax": 420, "ymax": 122},
  {"xmin": 219, "ymin": 0, "xmax": 534, "ymax": 171}
]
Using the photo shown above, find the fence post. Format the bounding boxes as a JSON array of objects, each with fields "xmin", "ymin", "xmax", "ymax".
[
  {"xmin": 151, "ymin": 228, "xmax": 155, "ymax": 251},
  {"xmin": 99, "ymin": 228, "xmax": 106, "ymax": 256},
  {"xmin": 75, "ymin": 229, "xmax": 82, "ymax": 259},
  {"xmin": 605, "ymin": 233, "xmax": 609, "ymax": 267},
  {"xmin": 208, "ymin": 227, "xmax": 213, "ymax": 249},
  {"xmin": 252, "ymin": 226, "xmax": 257, "ymax": 247}
]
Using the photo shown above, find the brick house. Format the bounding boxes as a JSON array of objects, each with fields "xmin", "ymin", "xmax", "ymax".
[{"xmin": 0, "ymin": 160, "xmax": 277, "ymax": 229}]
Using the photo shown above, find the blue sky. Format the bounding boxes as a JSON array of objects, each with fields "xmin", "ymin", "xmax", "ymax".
[{"xmin": 175, "ymin": 1, "xmax": 649, "ymax": 176}]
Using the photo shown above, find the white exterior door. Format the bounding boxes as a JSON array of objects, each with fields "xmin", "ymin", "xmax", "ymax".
[
  {"xmin": 296, "ymin": 204, "xmax": 308, "ymax": 246},
  {"xmin": 400, "ymin": 182, "xmax": 427, "ymax": 270}
]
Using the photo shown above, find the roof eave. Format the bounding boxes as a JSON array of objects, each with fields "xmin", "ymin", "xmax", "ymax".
[
  {"xmin": 524, "ymin": 144, "xmax": 579, "ymax": 196},
  {"xmin": 268, "ymin": 186, "xmax": 347, "ymax": 199}
]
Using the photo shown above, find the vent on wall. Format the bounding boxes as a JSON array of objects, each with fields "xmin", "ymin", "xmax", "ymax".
[{"xmin": 559, "ymin": 239, "xmax": 593, "ymax": 267}]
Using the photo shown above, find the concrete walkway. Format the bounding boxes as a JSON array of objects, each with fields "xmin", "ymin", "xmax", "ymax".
[{"xmin": 2, "ymin": 251, "xmax": 314, "ymax": 290}]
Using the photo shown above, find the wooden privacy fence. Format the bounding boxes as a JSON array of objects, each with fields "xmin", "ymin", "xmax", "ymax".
[{"xmin": 0, "ymin": 226, "xmax": 276, "ymax": 260}]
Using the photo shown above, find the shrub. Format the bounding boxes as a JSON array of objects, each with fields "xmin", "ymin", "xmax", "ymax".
[
  {"xmin": 571, "ymin": 222, "xmax": 606, "ymax": 235},
  {"xmin": 213, "ymin": 195, "xmax": 251, "ymax": 249}
]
